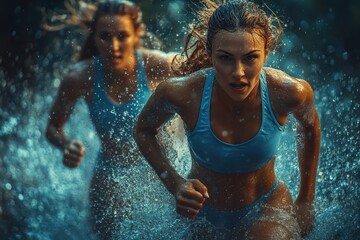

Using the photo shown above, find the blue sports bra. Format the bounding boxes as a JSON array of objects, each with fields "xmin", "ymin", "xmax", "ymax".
[
  {"xmin": 88, "ymin": 51, "xmax": 151, "ymax": 142},
  {"xmin": 186, "ymin": 69, "xmax": 283, "ymax": 173}
]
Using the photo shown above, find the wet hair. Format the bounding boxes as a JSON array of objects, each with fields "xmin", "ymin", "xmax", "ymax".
[
  {"xmin": 43, "ymin": 1, "xmax": 146, "ymax": 60},
  {"xmin": 173, "ymin": 0, "xmax": 283, "ymax": 76},
  {"xmin": 78, "ymin": 0, "xmax": 145, "ymax": 60}
]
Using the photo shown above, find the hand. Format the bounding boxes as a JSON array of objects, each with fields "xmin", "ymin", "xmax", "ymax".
[
  {"xmin": 175, "ymin": 179, "xmax": 209, "ymax": 219},
  {"xmin": 294, "ymin": 199, "xmax": 315, "ymax": 237},
  {"xmin": 63, "ymin": 140, "xmax": 85, "ymax": 168}
]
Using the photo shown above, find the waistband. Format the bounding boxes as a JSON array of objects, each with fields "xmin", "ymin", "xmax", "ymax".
[{"xmin": 198, "ymin": 179, "xmax": 279, "ymax": 229}]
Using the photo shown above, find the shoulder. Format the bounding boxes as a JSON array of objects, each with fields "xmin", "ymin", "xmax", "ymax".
[
  {"xmin": 139, "ymin": 48, "xmax": 177, "ymax": 87},
  {"xmin": 156, "ymin": 68, "xmax": 210, "ymax": 98},
  {"xmin": 141, "ymin": 48, "xmax": 175, "ymax": 63},
  {"xmin": 264, "ymin": 67, "xmax": 314, "ymax": 113},
  {"xmin": 59, "ymin": 59, "xmax": 94, "ymax": 99},
  {"xmin": 154, "ymin": 68, "xmax": 210, "ymax": 111}
]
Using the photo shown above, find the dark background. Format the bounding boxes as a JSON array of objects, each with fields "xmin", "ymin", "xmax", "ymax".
[
  {"xmin": 0, "ymin": 0, "xmax": 359, "ymax": 89},
  {"xmin": 1, "ymin": 0, "xmax": 359, "ymax": 143},
  {"xmin": 0, "ymin": 0, "xmax": 359, "ymax": 239}
]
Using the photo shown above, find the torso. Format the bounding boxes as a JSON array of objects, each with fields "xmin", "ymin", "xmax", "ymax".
[
  {"xmin": 68, "ymin": 50, "xmax": 158, "ymax": 162},
  {"xmin": 168, "ymin": 67, "xmax": 298, "ymax": 210},
  {"xmin": 89, "ymin": 51, "xmax": 151, "ymax": 162},
  {"xmin": 67, "ymin": 49, "xmax": 172, "ymax": 161},
  {"xmin": 188, "ymin": 158, "xmax": 277, "ymax": 209}
]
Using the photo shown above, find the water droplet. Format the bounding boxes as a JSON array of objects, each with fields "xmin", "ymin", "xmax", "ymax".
[
  {"xmin": 5, "ymin": 183, "xmax": 12, "ymax": 190},
  {"xmin": 18, "ymin": 194, "xmax": 24, "ymax": 201}
]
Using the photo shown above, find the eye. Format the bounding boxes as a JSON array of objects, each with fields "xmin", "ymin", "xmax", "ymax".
[
  {"xmin": 218, "ymin": 55, "xmax": 232, "ymax": 62},
  {"xmin": 116, "ymin": 32, "xmax": 129, "ymax": 41},
  {"xmin": 244, "ymin": 55, "xmax": 258, "ymax": 62},
  {"xmin": 99, "ymin": 32, "xmax": 111, "ymax": 41}
]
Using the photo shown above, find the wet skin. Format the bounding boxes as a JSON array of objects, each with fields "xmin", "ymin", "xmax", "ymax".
[
  {"xmin": 135, "ymin": 29, "xmax": 320, "ymax": 238},
  {"xmin": 46, "ymin": 14, "xmax": 175, "ymax": 165},
  {"xmin": 46, "ymin": 13, "xmax": 176, "ymax": 240},
  {"xmin": 186, "ymin": 30, "xmax": 289, "ymax": 210}
]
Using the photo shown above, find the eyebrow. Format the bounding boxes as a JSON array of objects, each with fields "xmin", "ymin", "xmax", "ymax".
[
  {"xmin": 98, "ymin": 30, "xmax": 128, "ymax": 34},
  {"xmin": 216, "ymin": 49, "xmax": 261, "ymax": 56}
]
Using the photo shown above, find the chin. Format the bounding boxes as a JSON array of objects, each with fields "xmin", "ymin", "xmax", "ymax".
[
  {"xmin": 112, "ymin": 62, "xmax": 126, "ymax": 71},
  {"xmin": 228, "ymin": 91, "xmax": 249, "ymax": 102}
]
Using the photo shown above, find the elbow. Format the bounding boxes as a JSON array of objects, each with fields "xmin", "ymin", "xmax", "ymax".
[
  {"xmin": 133, "ymin": 121, "xmax": 147, "ymax": 145},
  {"xmin": 45, "ymin": 123, "xmax": 61, "ymax": 143},
  {"xmin": 133, "ymin": 121, "xmax": 157, "ymax": 145}
]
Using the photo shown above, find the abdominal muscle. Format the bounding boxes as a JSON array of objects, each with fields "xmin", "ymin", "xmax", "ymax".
[{"xmin": 188, "ymin": 157, "xmax": 286, "ymax": 210}]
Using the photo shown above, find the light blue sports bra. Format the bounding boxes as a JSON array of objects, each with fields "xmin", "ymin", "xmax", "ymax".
[
  {"xmin": 88, "ymin": 51, "xmax": 151, "ymax": 142},
  {"xmin": 186, "ymin": 69, "xmax": 283, "ymax": 173}
]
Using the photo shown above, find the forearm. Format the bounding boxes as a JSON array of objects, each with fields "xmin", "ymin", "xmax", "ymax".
[
  {"xmin": 296, "ymin": 111, "xmax": 321, "ymax": 203},
  {"xmin": 46, "ymin": 124, "xmax": 70, "ymax": 151},
  {"xmin": 135, "ymin": 128, "xmax": 184, "ymax": 195}
]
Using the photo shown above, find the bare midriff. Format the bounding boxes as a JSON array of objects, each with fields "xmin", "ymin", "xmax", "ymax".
[{"xmin": 188, "ymin": 157, "xmax": 277, "ymax": 210}]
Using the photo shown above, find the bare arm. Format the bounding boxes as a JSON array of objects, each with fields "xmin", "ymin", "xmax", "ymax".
[
  {"xmin": 142, "ymin": 49, "xmax": 177, "ymax": 89},
  {"xmin": 134, "ymin": 81, "xmax": 209, "ymax": 218},
  {"xmin": 134, "ymin": 81, "xmax": 184, "ymax": 194},
  {"xmin": 292, "ymin": 79, "xmax": 321, "ymax": 235},
  {"xmin": 46, "ymin": 75, "xmax": 86, "ymax": 168},
  {"xmin": 46, "ymin": 76, "xmax": 77, "ymax": 149}
]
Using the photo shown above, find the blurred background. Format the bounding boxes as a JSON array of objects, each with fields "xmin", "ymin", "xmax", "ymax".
[{"xmin": 1, "ymin": 0, "xmax": 359, "ymax": 239}]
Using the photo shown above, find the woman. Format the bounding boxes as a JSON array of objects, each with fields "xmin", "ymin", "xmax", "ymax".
[
  {"xmin": 134, "ymin": 0, "xmax": 320, "ymax": 239},
  {"xmin": 45, "ymin": 1, "xmax": 175, "ymax": 239}
]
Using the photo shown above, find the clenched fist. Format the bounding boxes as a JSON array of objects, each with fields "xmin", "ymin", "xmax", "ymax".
[{"xmin": 63, "ymin": 140, "xmax": 85, "ymax": 168}]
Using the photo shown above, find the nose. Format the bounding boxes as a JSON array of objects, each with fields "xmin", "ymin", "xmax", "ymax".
[
  {"xmin": 111, "ymin": 36, "xmax": 121, "ymax": 52},
  {"xmin": 232, "ymin": 60, "xmax": 245, "ymax": 79}
]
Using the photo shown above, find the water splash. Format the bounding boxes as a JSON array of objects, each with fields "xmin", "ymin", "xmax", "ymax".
[
  {"xmin": 1, "ymin": 4, "xmax": 359, "ymax": 240},
  {"xmin": 1, "ymin": 60, "xmax": 359, "ymax": 240}
]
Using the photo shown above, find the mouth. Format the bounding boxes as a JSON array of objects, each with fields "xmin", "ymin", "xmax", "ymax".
[
  {"xmin": 110, "ymin": 55, "xmax": 123, "ymax": 63},
  {"xmin": 229, "ymin": 82, "xmax": 248, "ymax": 93}
]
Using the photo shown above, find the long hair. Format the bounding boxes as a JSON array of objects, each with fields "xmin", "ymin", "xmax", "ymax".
[
  {"xmin": 44, "ymin": 0, "xmax": 145, "ymax": 61},
  {"xmin": 78, "ymin": 0, "xmax": 144, "ymax": 60},
  {"xmin": 173, "ymin": 0, "xmax": 283, "ymax": 76}
]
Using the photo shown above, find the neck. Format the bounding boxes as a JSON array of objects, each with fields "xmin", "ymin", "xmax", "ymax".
[
  {"xmin": 103, "ymin": 53, "xmax": 137, "ymax": 86},
  {"xmin": 103, "ymin": 67, "xmax": 136, "ymax": 84},
  {"xmin": 213, "ymin": 78, "xmax": 261, "ymax": 114}
]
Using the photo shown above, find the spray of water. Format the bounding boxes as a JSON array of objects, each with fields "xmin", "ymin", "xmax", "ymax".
[{"xmin": 1, "ymin": 2, "xmax": 359, "ymax": 240}]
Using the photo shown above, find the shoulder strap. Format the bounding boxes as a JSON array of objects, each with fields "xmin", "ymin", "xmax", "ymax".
[
  {"xmin": 260, "ymin": 69, "xmax": 282, "ymax": 130},
  {"xmin": 196, "ymin": 69, "xmax": 215, "ymax": 129},
  {"xmin": 135, "ymin": 50, "xmax": 149, "ymax": 89},
  {"xmin": 90, "ymin": 56, "xmax": 106, "ymax": 104}
]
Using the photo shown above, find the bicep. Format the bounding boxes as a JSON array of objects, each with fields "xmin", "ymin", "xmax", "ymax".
[
  {"xmin": 137, "ymin": 82, "xmax": 178, "ymax": 132},
  {"xmin": 292, "ymin": 80, "xmax": 318, "ymax": 128}
]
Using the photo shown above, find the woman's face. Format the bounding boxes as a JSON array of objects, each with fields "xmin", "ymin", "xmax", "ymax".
[
  {"xmin": 95, "ymin": 14, "xmax": 139, "ymax": 70},
  {"xmin": 210, "ymin": 29, "xmax": 269, "ymax": 102}
]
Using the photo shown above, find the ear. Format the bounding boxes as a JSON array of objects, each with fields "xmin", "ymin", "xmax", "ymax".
[
  {"xmin": 133, "ymin": 28, "xmax": 143, "ymax": 48},
  {"xmin": 264, "ymin": 49, "xmax": 270, "ymax": 63},
  {"xmin": 136, "ymin": 27, "xmax": 145, "ymax": 39}
]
